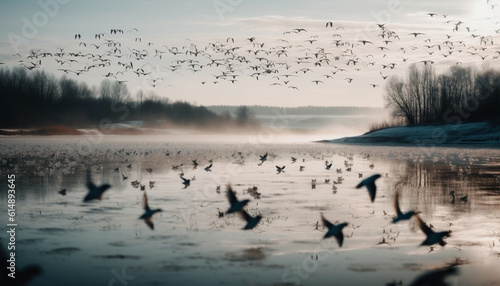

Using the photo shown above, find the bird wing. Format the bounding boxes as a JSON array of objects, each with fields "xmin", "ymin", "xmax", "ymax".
[
  {"xmin": 144, "ymin": 217, "xmax": 154, "ymax": 230},
  {"xmin": 393, "ymin": 190, "xmax": 402, "ymax": 215},
  {"xmin": 334, "ymin": 225, "xmax": 347, "ymax": 247},
  {"xmin": 415, "ymin": 215, "xmax": 433, "ymax": 236},
  {"xmin": 142, "ymin": 192, "xmax": 150, "ymax": 211},
  {"xmin": 367, "ymin": 181, "xmax": 377, "ymax": 202},
  {"xmin": 86, "ymin": 169, "xmax": 96, "ymax": 190},
  {"xmin": 226, "ymin": 185, "xmax": 238, "ymax": 204},
  {"xmin": 320, "ymin": 213, "xmax": 334, "ymax": 229},
  {"xmin": 237, "ymin": 209, "xmax": 252, "ymax": 223}
]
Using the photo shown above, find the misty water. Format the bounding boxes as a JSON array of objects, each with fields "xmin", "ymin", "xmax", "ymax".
[{"xmin": 1, "ymin": 134, "xmax": 500, "ymax": 286}]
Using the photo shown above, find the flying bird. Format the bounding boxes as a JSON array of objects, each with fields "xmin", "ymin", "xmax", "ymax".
[
  {"xmin": 392, "ymin": 190, "xmax": 418, "ymax": 223},
  {"xmin": 139, "ymin": 192, "xmax": 162, "ymax": 230},
  {"xmin": 320, "ymin": 213, "xmax": 348, "ymax": 247},
  {"xmin": 259, "ymin": 153, "xmax": 268, "ymax": 165},
  {"xmin": 408, "ymin": 266, "xmax": 458, "ymax": 286},
  {"xmin": 355, "ymin": 174, "xmax": 381, "ymax": 202},
  {"xmin": 83, "ymin": 170, "xmax": 111, "ymax": 202},
  {"xmin": 181, "ymin": 177, "xmax": 190, "ymax": 188},
  {"xmin": 238, "ymin": 209, "xmax": 262, "ymax": 230},
  {"xmin": 226, "ymin": 185, "xmax": 250, "ymax": 214},
  {"xmin": 276, "ymin": 165, "xmax": 286, "ymax": 174},
  {"xmin": 204, "ymin": 163, "xmax": 213, "ymax": 172},
  {"xmin": 415, "ymin": 215, "xmax": 451, "ymax": 246}
]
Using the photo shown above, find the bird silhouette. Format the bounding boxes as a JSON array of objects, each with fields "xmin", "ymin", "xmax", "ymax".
[
  {"xmin": 238, "ymin": 209, "xmax": 262, "ymax": 230},
  {"xmin": 392, "ymin": 190, "xmax": 418, "ymax": 223},
  {"xmin": 258, "ymin": 153, "xmax": 268, "ymax": 165},
  {"xmin": 204, "ymin": 163, "xmax": 213, "ymax": 172},
  {"xmin": 415, "ymin": 215, "xmax": 451, "ymax": 246},
  {"xmin": 276, "ymin": 165, "xmax": 285, "ymax": 174},
  {"xmin": 181, "ymin": 177, "xmax": 190, "ymax": 188},
  {"xmin": 356, "ymin": 174, "xmax": 381, "ymax": 202},
  {"xmin": 83, "ymin": 170, "xmax": 111, "ymax": 202},
  {"xmin": 58, "ymin": 189, "xmax": 67, "ymax": 196},
  {"xmin": 320, "ymin": 213, "xmax": 348, "ymax": 247},
  {"xmin": 408, "ymin": 266, "xmax": 458, "ymax": 286},
  {"xmin": 139, "ymin": 192, "xmax": 162, "ymax": 230},
  {"xmin": 226, "ymin": 185, "xmax": 250, "ymax": 214}
]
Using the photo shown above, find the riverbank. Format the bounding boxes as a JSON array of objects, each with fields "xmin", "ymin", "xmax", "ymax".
[{"xmin": 324, "ymin": 121, "xmax": 500, "ymax": 147}]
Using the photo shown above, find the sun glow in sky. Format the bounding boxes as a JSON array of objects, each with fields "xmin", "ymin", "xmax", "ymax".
[{"xmin": 0, "ymin": 0, "xmax": 499, "ymax": 107}]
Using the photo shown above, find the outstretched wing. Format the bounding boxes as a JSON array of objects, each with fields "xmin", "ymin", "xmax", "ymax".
[
  {"xmin": 415, "ymin": 215, "xmax": 433, "ymax": 236},
  {"xmin": 144, "ymin": 217, "xmax": 154, "ymax": 230},
  {"xmin": 237, "ymin": 209, "xmax": 252, "ymax": 223},
  {"xmin": 86, "ymin": 169, "xmax": 96, "ymax": 190},
  {"xmin": 142, "ymin": 192, "xmax": 150, "ymax": 211},
  {"xmin": 334, "ymin": 223, "xmax": 348, "ymax": 247},
  {"xmin": 320, "ymin": 213, "xmax": 334, "ymax": 229},
  {"xmin": 393, "ymin": 190, "xmax": 402, "ymax": 216},
  {"xmin": 226, "ymin": 185, "xmax": 238, "ymax": 205},
  {"xmin": 367, "ymin": 181, "xmax": 377, "ymax": 202}
]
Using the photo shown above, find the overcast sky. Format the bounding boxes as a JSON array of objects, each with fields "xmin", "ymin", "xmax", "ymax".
[{"xmin": 0, "ymin": 0, "xmax": 499, "ymax": 107}]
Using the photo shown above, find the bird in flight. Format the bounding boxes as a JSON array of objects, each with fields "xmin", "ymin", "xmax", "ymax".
[
  {"xmin": 407, "ymin": 266, "xmax": 458, "ymax": 286},
  {"xmin": 259, "ymin": 153, "xmax": 268, "ymax": 165},
  {"xmin": 325, "ymin": 161, "xmax": 333, "ymax": 170},
  {"xmin": 320, "ymin": 213, "xmax": 348, "ymax": 247},
  {"xmin": 139, "ymin": 192, "xmax": 162, "ymax": 230},
  {"xmin": 204, "ymin": 163, "xmax": 213, "ymax": 172},
  {"xmin": 83, "ymin": 170, "xmax": 111, "ymax": 202},
  {"xmin": 226, "ymin": 185, "xmax": 250, "ymax": 214},
  {"xmin": 392, "ymin": 190, "xmax": 418, "ymax": 223},
  {"xmin": 415, "ymin": 215, "xmax": 451, "ymax": 246},
  {"xmin": 356, "ymin": 174, "xmax": 381, "ymax": 202},
  {"xmin": 276, "ymin": 165, "xmax": 285, "ymax": 174},
  {"xmin": 181, "ymin": 176, "xmax": 190, "ymax": 189},
  {"xmin": 238, "ymin": 209, "xmax": 262, "ymax": 230}
]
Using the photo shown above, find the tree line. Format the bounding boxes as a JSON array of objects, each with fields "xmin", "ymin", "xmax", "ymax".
[
  {"xmin": 0, "ymin": 67, "xmax": 255, "ymax": 128},
  {"xmin": 384, "ymin": 64, "xmax": 500, "ymax": 126}
]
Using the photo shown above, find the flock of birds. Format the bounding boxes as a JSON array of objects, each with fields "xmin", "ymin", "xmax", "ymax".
[
  {"xmin": 2, "ymin": 1, "xmax": 500, "ymax": 95},
  {"xmin": 77, "ymin": 154, "xmax": 453, "ymax": 250},
  {"xmin": 2, "ymin": 145, "xmax": 495, "ymax": 286}
]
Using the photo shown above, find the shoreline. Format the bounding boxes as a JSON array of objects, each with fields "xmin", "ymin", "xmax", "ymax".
[{"xmin": 322, "ymin": 121, "xmax": 500, "ymax": 148}]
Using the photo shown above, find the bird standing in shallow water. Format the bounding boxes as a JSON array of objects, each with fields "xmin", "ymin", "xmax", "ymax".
[
  {"xmin": 83, "ymin": 170, "xmax": 111, "ymax": 202},
  {"xmin": 139, "ymin": 192, "xmax": 162, "ymax": 230},
  {"xmin": 356, "ymin": 174, "xmax": 381, "ymax": 202},
  {"xmin": 320, "ymin": 213, "xmax": 348, "ymax": 247}
]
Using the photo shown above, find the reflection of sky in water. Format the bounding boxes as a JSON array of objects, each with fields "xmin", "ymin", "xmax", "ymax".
[{"xmin": 1, "ymin": 135, "xmax": 500, "ymax": 286}]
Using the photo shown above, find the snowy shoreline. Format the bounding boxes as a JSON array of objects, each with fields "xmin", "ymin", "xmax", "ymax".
[{"xmin": 323, "ymin": 121, "xmax": 500, "ymax": 147}]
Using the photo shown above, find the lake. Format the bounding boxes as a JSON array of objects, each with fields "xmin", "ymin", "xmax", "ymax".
[{"xmin": 0, "ymin": 134, "xmax": 499, "ymax": 286}]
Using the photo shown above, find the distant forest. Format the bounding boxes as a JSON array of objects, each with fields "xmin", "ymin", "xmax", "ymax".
[
  {"xmin": 385, "ymin": 64, "xmax": 500, "ymax": 126},
  {"xmin": 207, "ymin": 105, "xmax": 387, "ymax": 116},
  {"xmin": 0, "ymin": 67, "xmax": 249, "ymax": 128}
]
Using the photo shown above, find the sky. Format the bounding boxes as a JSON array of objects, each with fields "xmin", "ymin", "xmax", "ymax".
[{"xmin": 0, "ymin": 0, "xmax": 499, "ymax": 107}]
